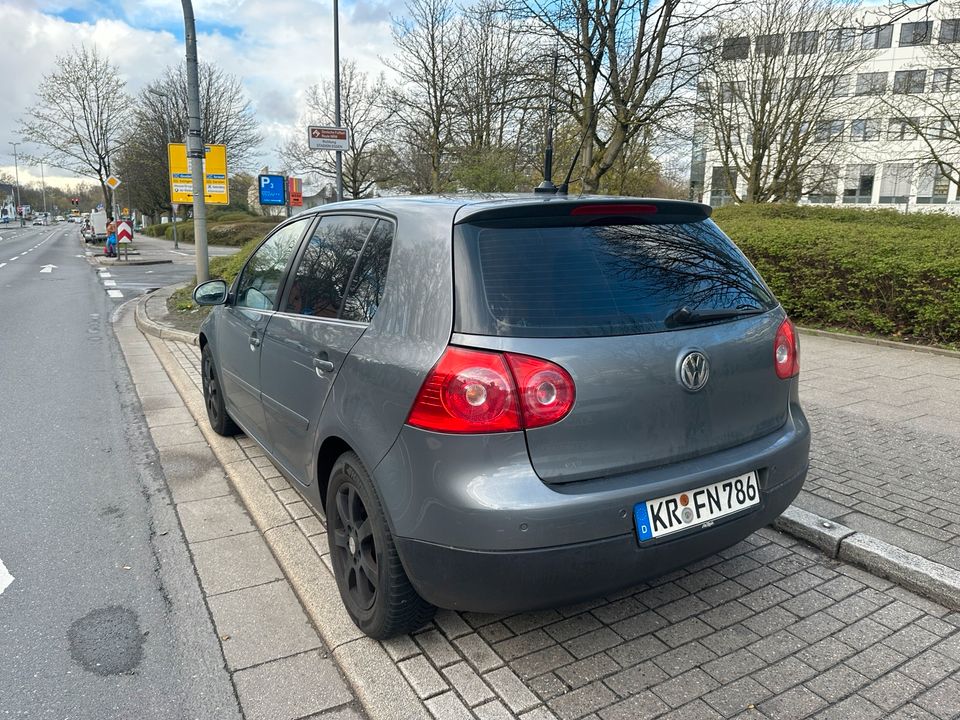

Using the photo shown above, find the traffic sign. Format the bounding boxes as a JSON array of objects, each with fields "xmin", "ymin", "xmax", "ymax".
[
  {"xmin": 308, "ymin": 126, "xmax": 350, "ymax": 151},
  {"xmin": 168, "ymin": 143, "xmax": 230, "ymax": 205},
  {"xmin": 288, "ymin": 177, "xmax": 303, "ymax": 207},
  {"xmin": 117, "ymin": 220, "xmax": 133, "ymax": 243},
  {"xmin": 258, "ymin": 174, "xmax": 286, "ymax": 206},
  {"xmin": 106, "ymin": 175, "xmax": 122, "ymax": 190}
]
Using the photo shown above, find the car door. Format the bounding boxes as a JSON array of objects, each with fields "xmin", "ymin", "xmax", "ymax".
[
  {"xmin": 218, "ymin": 216, "xmax": 311, "ymax": 444},
  {"xmin": 259, "ymin": 215, "xmax": 394, "ymax": 484}
]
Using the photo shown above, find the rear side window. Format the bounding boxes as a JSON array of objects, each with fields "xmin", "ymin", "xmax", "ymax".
[
  {"xmin": 454, "ymin": 218, "xmax": 776, "ymax": 338},
  {"xmin": 341, "ymin": 220, "xmax": 394, "ymax": 322}
]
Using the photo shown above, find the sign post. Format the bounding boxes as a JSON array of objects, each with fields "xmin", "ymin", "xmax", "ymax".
[{"xmin": 117, "ymin": 219, "xmax": 133, "ymax": 262}]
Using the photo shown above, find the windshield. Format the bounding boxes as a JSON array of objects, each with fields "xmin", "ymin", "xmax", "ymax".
[{"xmin": 454, "ymin": 217, "xmax": 777, "ymax": 338}]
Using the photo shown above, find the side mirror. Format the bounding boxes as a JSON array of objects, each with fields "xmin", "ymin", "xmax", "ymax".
[{"xmin": 193, "ymin": 279, "xmax": 229, "ymax": 306}]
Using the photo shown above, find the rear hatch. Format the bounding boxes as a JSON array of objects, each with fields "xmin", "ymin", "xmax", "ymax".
[{"xmin": 452, "ymin": 200, "xmax": 789, "ymax": 484}]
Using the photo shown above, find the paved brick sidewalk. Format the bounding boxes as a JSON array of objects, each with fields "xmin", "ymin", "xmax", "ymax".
[
  {"xmin": 797, "ymin": 334, "xmax": 960, "ymax": 571},
  {"xmin": 162, "ymin": 337, "xmax": 960, "ymax": 720}
]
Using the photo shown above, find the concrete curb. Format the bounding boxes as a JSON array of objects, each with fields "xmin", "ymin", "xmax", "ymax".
[
  {"xmin": 135, "ymin": 290, "xmax": 200, "ymax": 346},
  {"xmin": 774, "ymin": 507, "xmax": 960, "ymax": 611},
  {"xmin": 144, "ymin": 333, "xmax": 430, "ymax": 720},
  {"xmin": 798, "ymin": 326, "xmax": 960, "ymax": 360}
]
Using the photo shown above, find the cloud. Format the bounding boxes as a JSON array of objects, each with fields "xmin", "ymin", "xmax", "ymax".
[{"xmin": 2, "ymin": 0, "xmax": 399, "ymax": 188}]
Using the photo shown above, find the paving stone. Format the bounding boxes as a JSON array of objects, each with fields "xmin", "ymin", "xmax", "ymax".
[
  {"xmin": 473, "ymin": 699, "xmax": 516, "ymax": 720},
  {"xmin": 233, "ymin": 650, "xmax": 352, "ymax": 720},
  {"xmin": 512, "ymin": 646, "xmax": 577, "ymax": 681},
  {"xmin": 504, "ymin": 610, "xmax": 564, "ymax": 635},
  {"xmin": 651, "ymin": 641, "xmax": 716, "ymax": 678},
  {"xmin": 606, "ymin": 634, "xmax": 669, "ymax": 667},
  {"xmin": 699, "ymin": 600, "xmax": 754, "ymax": 630},
  {"xmin": 703, "ymin": 677, "xmax": 771, "ymax": 717},
  {"xmin": 901, "ymin": 650, "xmax": 960, "ymax": 685},
  {"xmin": 178, "ymin": 495, "xmax": 255, "ymax": 543},
  {"xmin": 781, "ymin": 590, "xmax": 834, "ymax": 618},
  {"xmin": 860, "ymin": 671, "xmax": 925, "ymax": 712},
  {"xmin": 753, "ymin": 656, "xmax": 818, "ymax": 694},
  {"xmin": 796, "ymin": 637, "xmax": 856, "ymax": 671},
  {"xmin": 747, "ymin": 630, "xmax": 807, "ymax": 663},
  {"xmin": 528, "ymin": 673, "xmax": 569, "ymax": 702},
  {"xmin": 837, "ymin": 618, "xmax": 892, "ymax": 651},
  {"xmin": 596, "ymin": 691, "xmax": 669, "ymax": 720},
  {"xmin": 654, "ymin": 617, "xmax": 713, "ymax": 649},
  {"xmin": 519, "ymin": 708, "xmax": 559, "ymax": 720},
  {"xmin": 915, "ymin": 677, "xmax": 960, "ymax": 720},
  {"xmin": 883, "ymin": 625, "xmax": 942, "ymax": 656},
  {"xmin": 701, "ymin": 648, "xmax": 766, "ymax": 684},
  {"xmin": 650, "ymin": 668, "xmax": 719, "ymax": 708},
  {"xmin": 381, "ymin": 634, "xmax": 420, "ymax": 662},
  {"xmin": 442, "ymin": 662, "xmax": 495, "ymax": 707},
  {"xmin": 425, "ymin": 691, "xmax": 473, "ymax": 719},
  {"xmin": 414, "ymin": 628, "xmax": 461, "ymax": 668},
  {"xmin": 484, "ymin": 667, "xmax": 540, "ymax": 715},
  {"xmin": 787, "ymin": 612, "xmax": 847, "ymax": 643},
  {"xmin": 545, "ymin": 613, "xmax": 603, "ymax": 643},
  {"xmin": 547, "ymin": 681, "xmax": 616, "ymax": 720},
  {"xmin": 871, "ymin": 601, "xmax": 926, "ymax": 631},
  {"xmin": 758, "ymin": 685, "xmax": 828, "ymax": 720},
  {"xmin": 495, "ymin": 629, "xmax": 555, "ymax": 661},
  {"xmin": 603, "ymin": 661, "xmax": 669, "ymax": 698},
  {"xmin": 478, "ymin": 622, "xmax": 515, "ymax": 645},
  {"xmin": 804, "ymin": 664, "xmax": 870, "ymax": 703},
  {"xmin": 398, "ymin": 655, "xmax": 448, "ymax": 700},
  {"xmin": 699, "ymin": 623, "xmax": 760, "ymax": 656},
  {"xmin": 742, "ymin": 607, "xmax": 799, "ymax": 637},
  {"xmin": 844, "ymin": 644, "xmax": 909, "ymax": 680},
  {"xmin": 190, "ymin": 530, "xmax": 284, "ymax": 596},
  {"xmin": 811, "ymin": 694, "xmax": 885, "ymax": 720},
  {"xmin": 564, "ymin": 628, "xmax": 623, "ymax": 660},
  {"xmin": 656, "ymin": 595, "xmax": 712, "ymax": 624},
  {"xmin": 609, "ymin": 611, "xmax": 667, "ymax": 640},
  {"xmin": 554, "ymin": 653, "xmax": 619, "ymax": 690}
]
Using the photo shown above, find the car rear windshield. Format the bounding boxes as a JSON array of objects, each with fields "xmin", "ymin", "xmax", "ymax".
[{"xmin": 453, "ymin": 216, "xmax": 777, "ymax": 338}]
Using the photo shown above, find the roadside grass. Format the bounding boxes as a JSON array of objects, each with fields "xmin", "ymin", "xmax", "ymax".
[
  {"xmin": 144, "ymin": 211, "xmax": 280, "ymax": 247},
  {"xmin": 714, "ymin": 204, "xmax": 960, "ymax": 350}
]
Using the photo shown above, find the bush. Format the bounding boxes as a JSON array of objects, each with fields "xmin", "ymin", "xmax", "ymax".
[
  {"xmin": 713, "ymin": 204, "xmax": 960, "ymax": 347},
  {"xmin": 140, "ymin": 217, "xmax": 280, "ymax": 246}
]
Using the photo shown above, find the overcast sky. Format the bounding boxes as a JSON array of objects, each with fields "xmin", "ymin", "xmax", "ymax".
[{"xmin": 1, "ymin": 0, "xmax": 404, "ymax": 189}]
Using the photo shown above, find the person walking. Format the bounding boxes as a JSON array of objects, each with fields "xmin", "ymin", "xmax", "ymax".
[{"xmin": 105, "ymin": 220, "xmax": 118, "ymax": 257}]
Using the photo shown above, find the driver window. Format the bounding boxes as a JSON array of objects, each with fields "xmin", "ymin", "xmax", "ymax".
[{"xmin": 235, "ymin": 218, "xmax": 310, "ymax": 310}]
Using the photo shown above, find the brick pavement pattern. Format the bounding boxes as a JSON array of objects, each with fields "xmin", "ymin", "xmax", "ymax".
[
  {"xmin": 164, "ymin": 337, "xmax": 960, "ymax": 720},
  {"xmin": 797, "ymin": 335, "xmax": 960, "ymax": 571}
]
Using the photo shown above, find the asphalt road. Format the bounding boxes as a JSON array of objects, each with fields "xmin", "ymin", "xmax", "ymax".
[{"xmin": 0, "ymin": 224, "xmax": 240, "ymax": 718}]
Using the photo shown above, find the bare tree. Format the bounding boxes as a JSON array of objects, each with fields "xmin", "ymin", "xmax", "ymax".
[
  {"xmin": 387, "ymin": 0, "xmax": 464, "ymax": 192},
  {"xmin": 512, "ymin": 0, "xmax": 723, "ymax": 193},
  {"xmin": 113, "ymin": 62, "xmax": 261, "ymax": 217},
  {"xmin": 279, "ymin": 61, "xmax": 393, "ymax": 199},
  {"xmin": 698, "ymin": 0, "xmax": 878, "ymax": 203},
  {"xmin": 19, "ymin": 44, "xmax": 132, "ymax": 216}
]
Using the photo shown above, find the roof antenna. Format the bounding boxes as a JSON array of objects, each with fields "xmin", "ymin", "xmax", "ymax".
[{"xmin": 535, "ymin": 49, "xmax": 560, "ymax": 194}]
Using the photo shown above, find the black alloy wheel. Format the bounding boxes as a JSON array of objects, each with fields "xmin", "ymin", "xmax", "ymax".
[
  {"xmin": 201, "ymin": 346, "xmax": 239, "ymax": 436},
  {"xmin": 326, "ymin": 452, "xmax": 435, "ymax": 638}
]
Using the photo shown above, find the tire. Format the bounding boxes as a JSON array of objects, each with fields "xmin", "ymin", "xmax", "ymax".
[
  {"xmin": 201, "ymin": 345, "xmax": 240, "ymax": 436},
  {"xmin": 326, "ymin": 452, "xmax": 435, "ymax": 638}
]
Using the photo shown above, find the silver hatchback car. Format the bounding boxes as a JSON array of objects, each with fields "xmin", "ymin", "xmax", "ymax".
[{"xmin": 194, "ymin": 196, "xmax": 809, "ymax": 638}]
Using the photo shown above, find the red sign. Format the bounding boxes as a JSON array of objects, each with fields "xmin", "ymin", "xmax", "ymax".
[
  {"xmin": 288, "ymin": 177, "xmax": 303, "ymax": 207},
  {"xmin": 117, "ymin": 220, "xmax": 133, "ymax": 243}
]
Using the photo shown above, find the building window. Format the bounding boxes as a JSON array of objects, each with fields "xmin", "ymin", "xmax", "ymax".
[
  {"xmin": 861, "ymin": 25, "xmax": 893, "ymax": 49},
  {"xmin": 850, "ymin": 118, "xmax": 882, "ymax": 141},
  {"xmin": 709, "ymin": 166, "xmax": 735, "ymax": 207},
  {"xmin": 814, "ymin": 120, "xmax": 844, "ymax": 142},
  {"xmin": 789, "ymin": 30, "xmax": 819, "ymax": 55},
  {"xmin": 900, "ymin": 21, "xmax": 933, "ymax": 46},
  {"xmin": 916, "ymin": 164, "xmax": 951, "ymax": 203},
  {"xmin": 825, "ymin": 75, "xmax": 852, "ymax": 96},
  {"xmin": 855, "ymin": 72, "xmax": 888, "ymax": 95},
  {"xmin": 931, "ymin": 68, "xmax": 959, "ymax": 92},
  {"xmin": 755, "ymin": 33, "xmax": 785, "ymax": 56},
  {"xmin": 720, "ymin": 81, "xmax": 743, "ymax": 103},
  {"xmin": 806, "ymin": 165, "xmax": 840, "ymax": 203},
  {"xmin": 879, "ymin": 163, "xmax": 913, "ymax": 203},
  {"xmin": 893, "ymin": 69, "xmax": 927, "ymax": 94},
  {"xmin": 825, "ymin": 28, "xmax": 857, "ymax": 52},
  {"xmin": 723, "ymin": 36, "xmax": 750, "ymax": 60},
  {"xmin": 940, "ymin": 19, "xmax": 960, "ymax": 44},
  {"xmin": 888, "ymin": 117, "xmax": 920, "ymax": 140},
  {"xmin": 843, "ymin": 165, "xmax": 876, "ymax": 203},
  {"xmin": 928, "ymin": 117, "xmax": 955, "ymax": 140}
]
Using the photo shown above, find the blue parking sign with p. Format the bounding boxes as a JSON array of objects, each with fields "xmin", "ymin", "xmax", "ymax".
[{"xmin": 258, "ymin": 174, "xmax": 287, "ymax": 206}]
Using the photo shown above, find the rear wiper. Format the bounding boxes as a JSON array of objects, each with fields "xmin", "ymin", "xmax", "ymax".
[{"xmin": 665, "ymin": 305, "xmax": 766, "ymax": 327}]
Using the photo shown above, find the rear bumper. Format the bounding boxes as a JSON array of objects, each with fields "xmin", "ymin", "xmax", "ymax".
[{"xmin": 395, "ymin": 466, "xmax": 806, "ymax": 613}]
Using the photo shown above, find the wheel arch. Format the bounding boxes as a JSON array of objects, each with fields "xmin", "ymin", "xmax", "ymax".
[{"xmin": 317, "ymin": 436, "xmax": 354, "ymax": 507}]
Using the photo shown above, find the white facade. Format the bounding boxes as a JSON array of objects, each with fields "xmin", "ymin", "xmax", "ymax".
[{"xmin": 695, "ymin": 6, "xmax": 960, "ymax": 212}]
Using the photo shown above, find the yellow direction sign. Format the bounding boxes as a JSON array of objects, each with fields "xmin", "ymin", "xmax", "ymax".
[{"xmin": 168, "ymin": 143, "xmax": 229, "ymax": 205}]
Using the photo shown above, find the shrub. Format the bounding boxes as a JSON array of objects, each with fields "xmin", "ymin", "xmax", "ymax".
[{"xmin": 713, "ymin": 204, "xmax": 960, "ymax": 347}]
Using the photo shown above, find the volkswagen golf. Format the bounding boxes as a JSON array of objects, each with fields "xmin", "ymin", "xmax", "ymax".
[{"xmin": 193, "ymin": 196, "xmax": 809, "ymax": 638}]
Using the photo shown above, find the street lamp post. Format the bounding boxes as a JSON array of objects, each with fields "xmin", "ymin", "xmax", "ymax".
[
  {"xmin": 40, "ymin": 159, "xmax": 47, "ymax": 215},
  {"xmin": 180, "ymin": 0, "xmax": 209, "ymax": 283},
  {"xmin": 333, "ymin": 0, "xmax": 343, "ymax": 202},
  {"xmin": 149, "ymin": 88, "xmax": 180, "ymax": 250},
  {"xmin": 9, "ymin": 142, "xmax": 22, "ymax": 226}
]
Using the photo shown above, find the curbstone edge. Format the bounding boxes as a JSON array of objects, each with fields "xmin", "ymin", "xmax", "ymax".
[{"xmin": 772, "ymin": 505, "xmax": 855, "ymax": 559}]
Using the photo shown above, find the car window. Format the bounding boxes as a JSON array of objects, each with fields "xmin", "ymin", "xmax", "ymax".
[
  {"xmin": 283, "ymin": 215, "xmax": 375, "ymax": 318},
  {"xmin": 235, "ymin": 218, "xmax": 310, "ymax": 310},
  {"xmin": 454, "ymin": 217, "xmax": 777, "ymax": 338},
  {"xmin": 340, "ymin": 220, "xmax": 395, "ymax": 323}
]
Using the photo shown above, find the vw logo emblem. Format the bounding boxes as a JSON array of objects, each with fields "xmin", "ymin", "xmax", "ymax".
[{"xmin": 679, "ymin": 351, "xmax": 710, "ymax": 392}]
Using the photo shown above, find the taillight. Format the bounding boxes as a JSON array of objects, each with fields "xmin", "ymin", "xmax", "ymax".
[
  {"xmin": 407, "ymin": 347, "xmax": 575, "ymax": 433},
  {"xmin": 774, "ymin": 318, "xmax": 800, "ymax": 379}
]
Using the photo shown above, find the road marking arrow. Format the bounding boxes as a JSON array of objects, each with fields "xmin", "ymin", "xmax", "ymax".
[
  {"xmin": 40, "ymin": 264, "xmax": 57, "ymax": 273},
  {"xmin": 0, "ymin": 556, "xmax": 13, "ymax": 595}
]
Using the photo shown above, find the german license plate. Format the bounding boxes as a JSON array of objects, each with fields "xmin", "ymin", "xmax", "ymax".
[{"xmin": 634, "ymin": 471, "xmax": 760, "ymax": 542}]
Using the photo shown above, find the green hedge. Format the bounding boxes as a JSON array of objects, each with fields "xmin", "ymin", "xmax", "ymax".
[
  {"xmin": 142, "ymin": 215, "xmax": 280, "ymax": 246},
  {"xmin": 713, "ymin": 204, "xmax": 960, "ymax": 347}
]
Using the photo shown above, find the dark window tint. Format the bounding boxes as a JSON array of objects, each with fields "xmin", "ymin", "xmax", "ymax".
[
  {"xmin": 341, "ymin": 220, "xmax": 394, "ymax": 323},
  {"xmin": 755, "ymin": 33, "xmax": 784, "ymax": 56},
  {"xmin": 855, "ymin": 72, "xmax": 887, "ymax": 95},
  {"xmin": 235, "ymin": 218, "xmax": 310, "ymax": 310},
  {"xmin": 900, "ymin": 21, "xmax": 932, "ymax": 46},
  {"xmin": 941, "ymin": 19, "xmax": 960, "ymax": 43},
  {"xmin": 454, "ymin": 218, "xmax": 776, "ymax": 338},
  {"xmin": 894, "ymin": 69, "xmax": 926, "ymax": 93},
  {"xmin": 283, "ymin": 215, "xmax": 375, "ymax": 318},
  {"xmin": 789, "ymin": 30, "xmax": 818, "ymax": 55},
  {"xmin": 861, "ymin": 25, "xmax": 893, "ymax": 49}
]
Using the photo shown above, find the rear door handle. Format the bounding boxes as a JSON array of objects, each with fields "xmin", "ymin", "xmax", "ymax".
[
  {"xmin": 249, "ymin": 332, "xmax": 261, "ymax": 350},
  {"xmin": 313, "ymin": 357, "xmax": 335, "ymax": 374}
]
